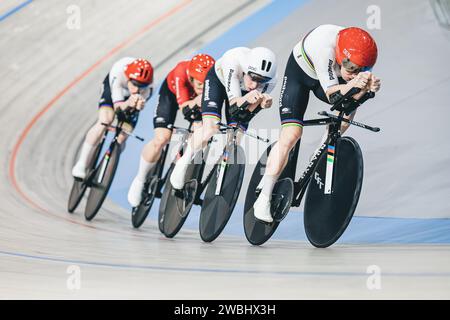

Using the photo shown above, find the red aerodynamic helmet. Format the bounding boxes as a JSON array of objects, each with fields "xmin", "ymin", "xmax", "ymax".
[
  {"xmin": 335, "ymin": 27, "xmax": 378, "ymax": 69},
  {"xmin": 124, "ymin": 58, "xmax": 153, "ymax": 86},
  {"xmin": 188, "ymin": 54, "xmax": 215, "ymax": 83}
]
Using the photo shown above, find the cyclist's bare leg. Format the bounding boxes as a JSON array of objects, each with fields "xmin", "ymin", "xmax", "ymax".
[
  {"xmin": 183, "ymin": 117, "xmax": 219, "ymax": 163},
  {"xmin": 128, "ymin": 127, "xmax": 171, "ymax": 206},
  {"xmin": 170, "ymin": 117, "xmax": 218, "ymax": 189},
  {"xmin": 72, "ymin": 107, "xmax": 115, "ymax": 178},
  {"xmin": 85, "ymin": 107, "xmax": 115, "ymax": 145},
  {"xmin": 265, "ymin": 126, "xmax": 302, "ymax": 178},
  {"xmin": 142, "ymin": 128, "xmax": 172, "ymax": 163},
  {"xmin": 253, "ymin": 125, "xmax": 302, "ymax": 222}
]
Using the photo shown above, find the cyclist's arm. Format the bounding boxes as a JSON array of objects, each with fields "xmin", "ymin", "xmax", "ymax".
[
  {"xmin": 219, "ymin": 55, "xmax": 247, "ymax": 108},
  {"xmin": 170, "ymin": 71, "xmax": 196, "ymax": 112},
  {"xmin": 312, "ymin": 48, "xmax": 368, "ymax": 102},
  {"xmin": 179, "ymin": 98, "xmax": 200, "ymax": 114},
  {"xmin": 326, "ymin": 83, "xmax": 367, "ymax": 101},
  {"xmin": 325, "ymin": 72, "xmax": 374, "ymax": 102},
  {"xmin": 110, "ymin": 75, "xmax": 136, "ymax": 111}
]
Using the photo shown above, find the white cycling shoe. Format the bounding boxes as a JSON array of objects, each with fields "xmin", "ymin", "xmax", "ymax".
[
  {"xmin": 71, "ymin": 161, "xmax": 87, "ymax": 179},
  {"xmin": 128, "ymin": 177, "xmax": 145, "ymax": 207},
  {"xmin": 253, "ymin": 193, "xmax": 273, "ymax": 223},
  {"xmin": 170, "ymin": 162, "xmax": 189, "ymax": 190}
]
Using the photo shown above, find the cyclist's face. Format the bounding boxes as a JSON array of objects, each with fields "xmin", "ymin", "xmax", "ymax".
[
  {"xmin": 127, "ymin": 80, "xmax": 150, "ymax": 95},
  {"xmin": 127, "ymin": 81, "xmax": 140, "ymax": 94},
  {"xmin": 243, "ymin": 74, "xmax": 258, "ymax": 91},
  {"xmin": 189, "ymin": 77, "xmax": 204, "ymax": 96},
  {"xmin": 340, "ymin": 66, "xmax": 359, "ymax": 81}
]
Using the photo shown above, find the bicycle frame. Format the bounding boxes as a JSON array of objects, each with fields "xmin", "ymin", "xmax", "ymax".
[
  {"xmin": 290, "ymin": 119, "xmax": 339, "ymax": 207},
  {"xmin": 154, "ymin": 122, "xmax": 194, "ymax": 197},
  {"xmin": 214, "ymin": 127, "xmax": 240, "ymax": 196},
  {"xmin": 287, "ymin": 88, "xmax": 379, "ymax": 207},
  {"xmin": 191, "ymin": 131, "xmax": 222, "ymax": 206},
  {"xmin": 95, "ymin": 110, "xmax": 138, "ymax": 184}
]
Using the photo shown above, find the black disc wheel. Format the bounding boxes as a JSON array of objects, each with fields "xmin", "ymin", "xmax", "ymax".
[{"xmin": 304, "ymin": 136, "xmax": 363, "ymax": 248}]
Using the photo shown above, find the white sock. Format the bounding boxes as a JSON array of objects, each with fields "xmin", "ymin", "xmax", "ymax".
[
  {"xmin": 260, "ymin": 174, "xmax": 279, "ymax": 199},
  {"xmin": 136, "ymin": 156, "xmax": 156, "ymax": 182},
  {"xmin": 77, "ymin": 142, "xmax": 94, "ymax": 167}
]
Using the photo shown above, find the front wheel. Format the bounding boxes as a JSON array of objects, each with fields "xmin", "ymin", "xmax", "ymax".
[
  {"xmin": 243, "ymin": 143, "xmax": 277, "ymax": 245},
  {"xmin": 67, "ymin": 141, "xmax": 103, "ymax": 213},
  {"xmin": 304, "ymin": 136, "xmax": 363, "ymax": 248},
  {"xmin": 84, "ymin": 143, "xmax": 121, "ymax": 221},
  {"xmin": 199, "ymin": 145, "xmax": 245, "ymax": 243},
  {"xmin": 243, "ymin": 142, "xmax": 297, "ymax": 246},
  {"xmin": 131, "ymin": 174, "xmax": 159, "ymax": 228},
  {"xmin": 158, "ymin": 162, "xmax": 200, "ymax": 238}
]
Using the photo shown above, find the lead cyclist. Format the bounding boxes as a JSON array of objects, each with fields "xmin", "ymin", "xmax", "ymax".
[{"xmin": 253, "ymin": 25, "xmax": 382, "ymax": 223}]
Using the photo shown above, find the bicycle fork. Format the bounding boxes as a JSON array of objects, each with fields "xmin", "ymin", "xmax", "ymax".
[
  {"xmin": 97, "ymin": 140, "xmax": 118, "ymax": 185},
  {"xmin": 97, "ymin": 148, "xmax": 112, "ymax": 184},
  {"xmin": 214, "ymin": 148, "xmax": 229, "ymax": 195}
]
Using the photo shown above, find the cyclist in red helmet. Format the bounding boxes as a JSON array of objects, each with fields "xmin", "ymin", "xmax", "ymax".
[
  {"xmin": 127, "ymin": 53, "xmax": 215, "ymax": 207},
  {"xmin": 253, "ymin": 25, "xmax": 381, "ymax": 223},
  {"xmin": 72, "ymin": 57, "xmax": 154, "ymax": 179}
]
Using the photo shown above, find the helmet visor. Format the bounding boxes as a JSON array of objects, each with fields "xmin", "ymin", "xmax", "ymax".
[
  {"xmin": 247, "ymin": 71, "xmax": 272, "ymax": 84},
  {"xmin": 342, "ymin": 58, "xmax": 372, "ymax": 73}
]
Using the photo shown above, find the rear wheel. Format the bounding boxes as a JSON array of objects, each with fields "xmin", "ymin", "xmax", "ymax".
[
  {"xmin": 304, "ymin": 136, "xmax": 363, "ymax": 248},
  {"xmin": 243, "ymin": 142, "xmax": 297, "ymax": 245},
  {"xmin": 244, "ymin": 143, "xmax": 277, "ymax": 245},
  {"xmin": 84, "ymin": 143, "xmax": 121, "ymax": 221}
]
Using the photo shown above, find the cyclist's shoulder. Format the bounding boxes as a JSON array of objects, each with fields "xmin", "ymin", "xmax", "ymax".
[
  {"xmin": 219, "ymin": 47, "xmax": 249, "ymax": 71},
  {"xmin": 109, "ymin": 57, "xmax": 136, "ymax": 78}
]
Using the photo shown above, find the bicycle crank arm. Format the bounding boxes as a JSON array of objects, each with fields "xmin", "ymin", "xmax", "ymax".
[{"xmin": 318, "ymin": 112, "xmax": 380, "ymax": 132}]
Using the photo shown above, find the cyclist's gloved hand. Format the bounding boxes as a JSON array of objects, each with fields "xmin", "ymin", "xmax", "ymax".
[
  {"xmin": 136, "ymin": 95, "xmax": 146, "ymax": 110},
  {"xmin": 350, "ymin": 72, "xmax": 371, "ymax": 90},
  {"xmin": 182, "ymin": 105, "xmax": 202, "ymax": 121},
  {"xmin": 190, "ymin": 105, "xmax": 202, "ymax": 121},
  {"xmin": 368, "ymin": 74, "xmax": 381, "ymax": 92},
  {"xmin": 260, "ymin": 93, "xmax": 273, "ymax": 109},
  {"xmin": 125, "ymin": 94, "xmax": 139, "ymax": 109},
  {"xmin": 244, "ymin": 90, "xmax": 263, "ymax": 105}
]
